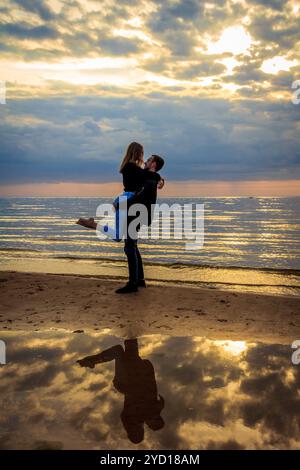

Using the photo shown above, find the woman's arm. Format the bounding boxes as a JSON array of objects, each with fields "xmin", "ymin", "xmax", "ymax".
[{"xmin": 157, "ymin": 177, "xmax": 165, "ymax": 190}]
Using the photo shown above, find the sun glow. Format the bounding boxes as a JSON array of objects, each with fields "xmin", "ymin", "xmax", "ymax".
[
  {"xmin": 206, "ymin": 26, "xmax": 253, "ymax": 55},
  {"xmin": 218, "ymin": 57, "xmax": 241, "ymax": 74},
  {"xmin": 127, "ymin": 16, "xmax": 143, "ymax": 28},
  {"xmin": 16, "ymin": 57, "xmax": 138, "ymax": 71},
  {"xmin": 13, "ymin": 57, "xmax": 141, "ymax": 86},
  {"xmin": 216, "ymin": 340, "xmax": 248, "ymax": 356},
  {"xmin": 112, "ymin": 28, "xmax": 155, "ymax": 44}
]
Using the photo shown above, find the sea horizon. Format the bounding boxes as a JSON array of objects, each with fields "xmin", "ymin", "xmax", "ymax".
[{"xmin": 1, "ymin": 196, "xmax": 300, "ymax": 296}]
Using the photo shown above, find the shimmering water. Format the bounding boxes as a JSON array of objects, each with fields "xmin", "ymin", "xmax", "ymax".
[
  {"xmin": 0, "ymin": 197, "xmax": 299, "ymax": 270},
  {"xmin": 0, "ymin": 330, "xmax": 299, "ymax": 450}
]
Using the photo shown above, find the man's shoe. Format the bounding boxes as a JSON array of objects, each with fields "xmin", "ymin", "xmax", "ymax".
[
  {"xmin": 115, "ymin": 283, "xmax": 138, "ymax": 294},
  {"xmin": 137, "ymin": 279, "xmax": 147, "ymax": 288}
]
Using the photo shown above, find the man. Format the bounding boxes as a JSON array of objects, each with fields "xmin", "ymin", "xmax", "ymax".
[
  {"xmin": 77, "ymin": 338, "xmax": 165, "ymax": 444},
  {"xmin": 129, "ymin": 155, "xmax": 165, "ymax": 226},
  {"xmin": 116, "ymin": 154, "xmax": 165, "ymax": 293},
  {"xmin": 76, "ymin": 154, "xmax": 165, "ymax": 293}
]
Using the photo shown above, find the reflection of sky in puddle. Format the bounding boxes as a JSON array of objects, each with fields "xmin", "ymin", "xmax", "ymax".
[{"xmin": 0, "ymin": 331, "xmax": 299, "ymax": 450}]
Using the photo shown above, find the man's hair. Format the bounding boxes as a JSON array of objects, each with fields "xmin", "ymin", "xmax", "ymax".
[{"xmin": 151, "ymin": 154, "xmax": 164, "ymax": 171}]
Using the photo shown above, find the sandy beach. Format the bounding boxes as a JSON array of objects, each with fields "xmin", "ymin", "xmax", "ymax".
[{"xmin": 1, "ymin": 270, "xmax": 299, "ymax": 344}]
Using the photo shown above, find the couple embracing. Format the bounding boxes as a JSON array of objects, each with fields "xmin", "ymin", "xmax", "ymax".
[{"xmin": 77, "ymin": 142, "xmax": 165, "ymax": 294}]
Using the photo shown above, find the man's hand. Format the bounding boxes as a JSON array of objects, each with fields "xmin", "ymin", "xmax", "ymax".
[{"xmin": 157, "ymin": 178, "xmax": 165, "ymax": 190}]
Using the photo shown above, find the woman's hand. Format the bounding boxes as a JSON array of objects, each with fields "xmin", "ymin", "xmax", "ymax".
[{"xmin": 158, "ymin": 178, "xmax": 165, "ymax": 190}]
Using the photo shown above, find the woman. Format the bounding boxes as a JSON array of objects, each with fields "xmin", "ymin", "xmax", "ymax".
[
  {"xmin": 116, "ymin": 142, "xmax": 164, "ymax": 294},
  {"xmin": 76, "ymin": 142, "xmax": 164, "ymax": 293}
]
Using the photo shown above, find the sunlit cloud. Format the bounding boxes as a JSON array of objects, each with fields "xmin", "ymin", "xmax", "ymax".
[
  {"xmin": 261, "ymin": 56, "xmax": 298, "ymax": 74},
  {"xmin": 0, "ymin": 0, "xmax": 300, "ymax": 194},
  {"xmin": 215, "ymin": 341, "xmax": 249, "ymax": 357},
  {"xmin": 205, "ymin": 26, "xmax": 253, "ymax": 56},
  {"xmin": 218, "ymin": 57, "xmax": 242, "ymax": 75}
]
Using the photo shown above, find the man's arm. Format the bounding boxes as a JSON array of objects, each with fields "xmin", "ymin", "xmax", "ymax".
[{"xmin": 142, "ymin": 168, "xmax": 161, "ymax": 183}]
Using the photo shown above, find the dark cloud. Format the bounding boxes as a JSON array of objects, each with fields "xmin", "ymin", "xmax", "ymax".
[
  {"xmin": 99, "ymin": 37, "xmax": 141, "ymax": 55},
  {"xmin": 170, "ymin": 59, "xmax": 226, "ymax": 79},
  {"xmin": 206, "ymin": 439, "xmax": 245, "ymax": 450},
  {"xmin": 32, "ymin": 440, "xmax": 64, "ymax": 450},
  {"xmin": 15, "ymin": 364, "xmax": 59, "ymax": 390},
  {"xmin": 7, "ymin": 346, "xmax": 64, "ymax": 364},
  {"xmin": 248, "ymin": 14, "xmax": 300, "ymax": 50},
  {"xmin": 224, "ymin": 60, "xmax": 270, "ymax": 88},
  {"xmin": 238, "ymin": 343, "xmax": 300, "ymax": 443},
  {"xmin": 144, "ymin": 1, "xmax": 206, "ymax": 58},
  {"xmin": 0, "ymin": 22, "xmax": 58, "ymax": 40},
  {"xmin": 240, "ymin": 373, "xmax": 300, "ymax": 440},
  {"xmin": 163, "ymin": 0, "xmax": 202, "ymax": 20},
  {"xmin": 248, "ymin": 0, "xmax": 286, "ymax": 11},
  {"xmin": 13, "ymin": 0, "xmax": 56, "ymax": 21},
  {"xmin": 1, "ymin": 91, "xmax": 300, "ymax": 184},
  {"xmin": 148, "ymin": 0, "xmax": 203, "ymax": 34}
]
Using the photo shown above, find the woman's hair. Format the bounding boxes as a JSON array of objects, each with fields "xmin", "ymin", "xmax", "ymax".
[{"xmin": 120, "ymin": 142, "xmax": 144, "ymax": 173}]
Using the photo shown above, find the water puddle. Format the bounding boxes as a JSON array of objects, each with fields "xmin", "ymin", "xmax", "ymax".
[{"xmin": 0, "ymin": 330, "xmax": 299, "ymax": 450}]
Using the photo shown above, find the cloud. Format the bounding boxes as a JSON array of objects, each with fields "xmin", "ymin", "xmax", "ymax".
[
  {"xmin": 0, "ymin": 0, "xmax": 299, "ymax": 188},
  {"xmin": 248, "ymin": 0, "xmax": 286, "ymax": 11},
  {"xmin": 249, "ymin": 15, "xmax": 300, "ymax": 51},
  {"xmin": 1, "ymin": 89, "xmax": 300, "ymax": 184},
  {"xmin": 167, "ymin": 57, "xmax": 227, "ymax": 79},
  {"xmin": 12, "ymin": 0, "xmax": 56, "ymax": 21},
  {"xmin": 1, "ymin": 332, "xmax": 300, "ymax": 449},
  {"xmin": 99, "ymin": 37, "xmax": 142, "ymax": 55},
  {"xmin": 0, "ymin": 23, "xmax": 58, "ymax": 40}
]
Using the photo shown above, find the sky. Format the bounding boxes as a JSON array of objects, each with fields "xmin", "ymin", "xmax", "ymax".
[{"xmin": 0, "ymin": 0, "xmax": 300, "ymax": 196}]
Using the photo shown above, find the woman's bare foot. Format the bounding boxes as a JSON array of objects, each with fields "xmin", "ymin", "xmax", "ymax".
[
  {"xmin": 77, "ymin": 357, "xmax": 96, "ymax": 368},
  {"xmin": 76, "ymin": 218, "xmax": 97, "ymax": 229}
]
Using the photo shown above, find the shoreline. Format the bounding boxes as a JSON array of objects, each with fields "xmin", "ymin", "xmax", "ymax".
[
  {"xmin": 0, "ymin": 256, "xmax": 300, "ymax": 297},
  {"xmin": 1, "ymin": 270, "xmax": 300, "ymax": 344},
  {"xmin": 2, "ymin": 248, "xmax": 300, "ymax": 274}
]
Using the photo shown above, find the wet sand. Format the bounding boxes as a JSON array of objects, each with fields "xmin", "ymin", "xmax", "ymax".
[
  {"xmin": 1, "ymin": 256, "xmax": 300, "ymax": 297},
  {"xmin": 0, "ymin": 270, "xmax": 299, "ymax": 343}
]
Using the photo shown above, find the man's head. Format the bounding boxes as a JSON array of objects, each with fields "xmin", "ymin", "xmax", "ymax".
[{"xmin": 145, "ymin": 154, "xmax": 165, "ymax": 172}]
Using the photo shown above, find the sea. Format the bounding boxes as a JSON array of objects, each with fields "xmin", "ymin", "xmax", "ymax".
[{"xmin": 0, "ymin": 196, "xmax": 300, "ymax": 295}]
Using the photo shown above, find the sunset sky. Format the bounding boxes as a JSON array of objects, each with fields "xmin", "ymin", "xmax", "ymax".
[{"xmin": 0, "ymin": 0, "xmax": 300, "ymax": 196}]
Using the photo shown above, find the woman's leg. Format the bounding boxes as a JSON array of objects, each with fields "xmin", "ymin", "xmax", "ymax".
[
  {"xmin": 77, "ymin": 344, "xmax": 124, "ymax": 368},
  {"xmin": 76, "ymin": 218, "xmax": 97, "ymax": 229}
]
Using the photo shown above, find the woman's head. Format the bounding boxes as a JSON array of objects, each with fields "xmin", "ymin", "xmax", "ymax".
[{"xmin": 120, "ymin": 142, "xmax": 144, "ymax": 172}]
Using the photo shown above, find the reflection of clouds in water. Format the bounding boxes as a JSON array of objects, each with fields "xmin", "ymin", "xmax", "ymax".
[
  {"xmin": 238, "ymin": 344, "xmax": 300, "ymax": 448},
  {"xmin": 0, "ymin": 331, "xmax": 299, "ymax": 449}
]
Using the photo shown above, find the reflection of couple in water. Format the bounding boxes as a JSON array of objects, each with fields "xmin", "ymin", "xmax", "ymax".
[
  {"xmin": 77, "ymin": 339, "xmax": 165, "ymax": 444},
  {"xmin": 76, "ymin": 141, "xmax": 165, "ymax": 294}
]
